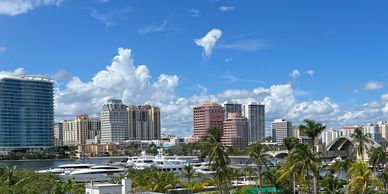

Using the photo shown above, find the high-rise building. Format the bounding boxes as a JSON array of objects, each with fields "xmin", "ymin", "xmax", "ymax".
[
  {"xmin": 0, "ymin": 75, "xmax": 54, "ymax": 153},
  {"xmin": 379, "ymin": 121, "xmax": 388, "ymax": 140},
  {"xmin": 321, "ymin": 129, "xmax": 339, "ymax": 146},
  {"xmin": 244, "ymin": 103, "xmax": 265, "ymax": 143},
  {"xmin": 54, "ymin": 122, "xmax": 64, "ymax": 147},
  {"xmin": 293, "ymin": 125, "xmax": 306, "ymax": 138},
  {"xmin": 224, "ymin": 101, "xmax": 242, "ymax": 118},
  {"xmin": 101, "ymin": 99, "xmax": 128, "ymax": 144},
  {"xmin": 128, "ymin": 104, "xmax": 161, "ymax": 140},
  {"xmin": 193, "ymin": 102, "xmax": 224, "ymax": 139},
  {"xmin": 339, "ymin": 125, "xmax": 361, "ymax": 137},
  {"xmin": 221, "ymin": 113, "xmax": 249, "ymax": 147},
  {"xmin": 364, "ymin": 124, "xmax": 383, "ymax": 145},
  {"xmin": 271, "ymin": 119, "xmax": 292, "ymax": 143},
  {"xmin": 62, "ymin": 114, "xmax": 101, "ymax": 146}
]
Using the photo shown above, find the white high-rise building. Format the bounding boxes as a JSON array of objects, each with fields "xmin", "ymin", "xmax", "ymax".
[
  {"xmin": 101, "ymin": 99, "xmax": 129, "ymax": 144},
  {"xmin": 322, "ymin": 129, "xmax": 339, "ymax": 146},
  {"xmin": 364, "ymin": 124, "xmax": 383, "ymax": 145},
  {"xmin": 271, "ymin": 119, "xmax": 292, "ymax": 144},
  {"xmin": 244, "ymin": 103, "xmax": 265, "ymax": 143},
  {"xmin": 379, "ymin": 121, "xmax": 388, "ymax": 140}
]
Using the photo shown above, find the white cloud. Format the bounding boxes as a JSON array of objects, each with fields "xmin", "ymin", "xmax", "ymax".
[
  {"xmin": 219, "ymin": 6, "xmax": 235, "ymax": 12},
  {"xmin": 90, "ymin": 7, "xmax": 131, "ymax": 27},
  {"xmin": 138, "ymin": 19, "xmax": 172, "ymax": 35},
  {"xmin": 0, "ymin": 46, "xmax": 6, "ymax": 53},
  {"xmin": 290, "ymin": 69, "xmax": 300, "ymax": 78},
  {"xmin": 0, "ymin": 68, "xmax": 25, "ymax": 77},
  {"xmin": 381, "ymin": 93, "xmax": 388, "ymax": 101},
  {"xmin": 54, "ymin": 47, "xmax": 179, "ymax": 119},
  {"xmin": 307, "ymin": 70, "xmax": 315, "ymax": 77},
  {"xmin": 0, "ymin": 0, "xmax": 63, "ymax": 16},
  {"xmin": 195, "ymin": 28, "xmax": 222, "ymax": 60},
  {"xmin": 218, "ymin": 39, "xmax": 269, "ymax": 52},
  {"xmin": 188, "ymin": 9, "xmax": 199, "ymax": 17},
  {"xmin": 363, "ymin": 81, "xmax": 384, "ymax": 90}
]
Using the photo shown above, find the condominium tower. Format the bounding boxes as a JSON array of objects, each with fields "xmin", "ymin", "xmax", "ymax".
[
  {"xmin": 0, "ymin": 75, "xmax": 54, "ymax": 153},
  {"xmin": 244, "ymin": 103, "xmax": 265, "ymax": 143},
  {"xmin": 221, "ymin": 113, "xmax": 249, "ymax": 147},
  {"xmin": 62, "ymin": 114, "xmax": 101, "ymax": 145},
  {"xmin": 224, "ymin": 101, "xmax": 242, "ymax": 118},
  {"xmin": 193, "ymin": 102, "xmax": 224, "ymax": 139},
  {"xmin": 128, "ymin": 104, "xmax": 161, "ymax": 140},
  {"xmin": 100, "ymin": 99, "xmax": 128, "ymax": 144},
  {"xmin": 271, "ymin": 119, "xmax": 292, "ymax": 143}
]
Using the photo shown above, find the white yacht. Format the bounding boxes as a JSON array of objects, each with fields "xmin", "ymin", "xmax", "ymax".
[
  {"xmin": 191, "ymin": 162, "xmax": 215, "ymax": 176},
  {"xmin": 37, "ymin": 163, "xmax": 96, "ymax": 174},
  {"xmin": 60, "ymin": 165, "xmax": 125, "ymax": 182},
  {"xmin": 131, "ymin": 149, "xmax": 185, "ymax": 173}
]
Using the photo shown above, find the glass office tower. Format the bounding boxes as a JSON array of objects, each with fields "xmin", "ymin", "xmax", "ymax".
[{"xmin": 0, "ymin": 75, "xmax": 54, "ymax": 153}]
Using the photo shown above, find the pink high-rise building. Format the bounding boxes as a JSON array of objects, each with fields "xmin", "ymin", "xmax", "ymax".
[
  {"xmin": 193, "ymin": 102, "xmax": 225, "ymax": 139},
  {"xmin": 221, "ymin": 113, "xmax": 249, "ymax": 147}
]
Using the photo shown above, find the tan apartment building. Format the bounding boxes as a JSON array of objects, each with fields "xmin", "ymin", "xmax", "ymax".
[{"xmin": 128, "ymin": 104, "xmax": 161, "ymax": 140}]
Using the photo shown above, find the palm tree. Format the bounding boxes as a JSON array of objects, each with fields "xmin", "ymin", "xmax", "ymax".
[
  {"xmin": 378, "ymin": 167, "xmax": 388, "ymax": 190},
  {"xmin": 299, "ymin": 119, "xmax": 326, "ymax": 152},
  {"xmin": 282, "ymin": 137, "xmax": 299, "ymax": 152},
  {"xmin": 369, "ymin": 146, "xmax": 387, "ymax": 176},
  {"xmin": 0, "ymin": 165, "xmax": 17, "ymax": 188},
  {"xmin": 149, "ymin": 171, "xmax": 180, "ymax": 193},
  {"xmin": 182, "ymin": 164, "xmax": 197, "ymax": 182},
  {"xmin": 181, "ymin": 181, "xmax": 208, "ymax": 194},
  {"xmin": 277, "ymin": 143, "xmax": 320, "ymax": 194},
  {"xmin": 351, "ymin": 128, "xmax": 373, "ymax": 161},
  {"xmin": 247, "ymin": 142, "xmax": 269, "ymax": 192},
  {"xmin": 200, "ymin": 126, "xmax": 231, "ymax": 194},
  {"xmin": 347, "ymin": 161, "xmax": 382, "ymax": 194}
]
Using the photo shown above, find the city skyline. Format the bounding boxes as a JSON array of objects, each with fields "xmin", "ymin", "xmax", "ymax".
[{"xmin": 1, "ymin": 1, "xmax": 388, "ymax": 137}]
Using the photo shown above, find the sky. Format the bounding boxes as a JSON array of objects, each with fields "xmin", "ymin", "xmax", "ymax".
[{"xmin": 0, "ymin": 0, "xmax": 388, "ymax": 137}]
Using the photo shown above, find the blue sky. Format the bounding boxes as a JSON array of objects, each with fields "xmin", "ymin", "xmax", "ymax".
[{"xmin": 0, "ymin": 0, "xmax": 388, "ymax": 136}]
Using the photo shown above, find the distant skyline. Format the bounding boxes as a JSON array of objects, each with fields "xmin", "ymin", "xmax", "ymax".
[{"xmin": 0, "ymin": 0, "xmax": 388, "ymax": 137}]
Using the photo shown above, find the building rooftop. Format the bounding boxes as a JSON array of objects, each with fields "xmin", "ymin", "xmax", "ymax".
[{"xmin": 0, "ymin": 74, "xmax": 53, "ymax": 83}]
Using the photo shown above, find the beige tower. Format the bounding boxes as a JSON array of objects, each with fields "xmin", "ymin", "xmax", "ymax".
[{"xmin": 128, "ymin": 104, "xmax": 161, "ymax": 140}]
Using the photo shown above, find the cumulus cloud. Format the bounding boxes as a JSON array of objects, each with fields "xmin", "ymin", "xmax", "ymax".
[
  {"xmin": 54, "ymin": 47, "xmax": 179, "ymax": 118},
  {"xmin": 219, "ymin": 6, "xmax": 235, "ymax": 12},
  {"xmin": 290, "ymin": 69, "xmax": 300, "ymax": 78},
  {"xmin": 0, "ymin": 0, "xmax": 63, "ymax": 16},
  {"xmin": 363, "ymin": 81, "xmax": 384, "ymax": 90},
  {"xmin": 195, "ymin": 28, "xmax": 222, "ymax": 60}
]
